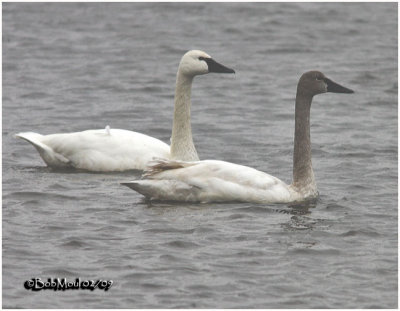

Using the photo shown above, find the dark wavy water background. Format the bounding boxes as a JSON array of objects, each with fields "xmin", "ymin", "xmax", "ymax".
[{"xmin": 2, "ymin": 2, "xmax": 397, "ymax": 308}]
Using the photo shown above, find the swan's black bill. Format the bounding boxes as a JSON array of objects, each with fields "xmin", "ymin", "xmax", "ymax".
[
  {"xmin": 325, "ymin": 78, "xmax": 354, "ymax": 94},
  {"xmin": 204, "ymin": 58, "xmax": 235, "ymax": 74}
]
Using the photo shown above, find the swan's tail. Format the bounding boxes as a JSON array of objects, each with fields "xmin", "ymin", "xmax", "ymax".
[
  {"xmin": 15, "ymin": 132, "xmax": 70, "ymax": 167},
  {"xmin": 121, "ymin": 180, "xmax": 162, "ymax": 198},
  {"xmin": 121, "ymin": 179, "xmax": 200, "ymax": 202},
  {"xmin": 15, "ymin": 132, "xmax": 48, "ymax": 153}
]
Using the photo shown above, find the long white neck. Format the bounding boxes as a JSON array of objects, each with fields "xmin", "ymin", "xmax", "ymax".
[
  {"xmin": 170, "ymin": 71, "xmax": 199, "ymax": 161},
  {"xmin": 290, "ymin": 90, "xmax": 317, "ymax": 198}
]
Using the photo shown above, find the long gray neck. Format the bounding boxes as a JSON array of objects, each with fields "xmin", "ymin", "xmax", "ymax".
[
  {"xmin": 170, "ymin": 71, "xmax": 199, "ymax": 161},
  {"xmin": 291, "ymin": 91, "xmax": 317, "ymax": 195}
]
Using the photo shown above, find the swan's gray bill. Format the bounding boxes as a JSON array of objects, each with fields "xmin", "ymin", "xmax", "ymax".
[
  {"xmin": 200, "ymin": 57, "xmax": 235, "ymax": 74},
  {"xmin": 325, "ymin": 78, "xmax": 354, "ymax": 93}
]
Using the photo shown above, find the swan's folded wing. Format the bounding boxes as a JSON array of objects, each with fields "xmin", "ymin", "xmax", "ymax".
[{"xmin": 144, "ymin": 159, "xmax": 284, "ymax": 190}]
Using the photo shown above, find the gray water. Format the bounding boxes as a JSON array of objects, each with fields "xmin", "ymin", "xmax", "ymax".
[{"xmin": 2, "ymin": 3, "xmax": 397, "ymax": 309}]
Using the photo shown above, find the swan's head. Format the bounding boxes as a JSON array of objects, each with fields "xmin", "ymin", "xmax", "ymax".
[
  {"xmin": 178, "ymin": 50, "xmax": 235, "ymax": 77},
  {"xmin": 298, "ymin": 71, "xmax": 354, "ymax": 97}
]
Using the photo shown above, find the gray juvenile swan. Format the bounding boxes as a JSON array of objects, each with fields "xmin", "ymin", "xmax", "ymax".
[
  {"xmin": 122, "ymin": 71, "xmax": 354, "ymax": 203},
  {"xmin": 16, "ymin": 50, "xmax": 235, "ymax": 172}
]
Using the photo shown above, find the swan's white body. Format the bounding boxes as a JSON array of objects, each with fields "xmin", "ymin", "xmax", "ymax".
[
  {"xmin": 123, "ymin": 159, "xmax": 298, "ymax": 203},
  {"xmin": 16, "ymin": 129, "xmax": 170, "ymax": 171},
  {"xmin": 123, "ymin": 71, "xmax": 354, "ymax": 203},
  {"xmin": 16, "ymin": 50, "xmax": 234, "ymax": 172}
]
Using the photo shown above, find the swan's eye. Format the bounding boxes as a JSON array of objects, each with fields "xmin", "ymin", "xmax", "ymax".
[
  {"xmin": 198, "ymin": 57, "xmax": 206, "ymax": 61},
  {"xmin": 316, "ymin": 76, "xmax": 323, "ymax": 81}
]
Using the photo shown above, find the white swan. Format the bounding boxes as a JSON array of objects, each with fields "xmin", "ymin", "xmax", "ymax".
[
  {"xmin": 16, "ymin": 50, "xmax": 235, "ymax": 172},
  {"xmin": 122, "ymin": 71, "xmax": 354, "ymax": 203}
]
